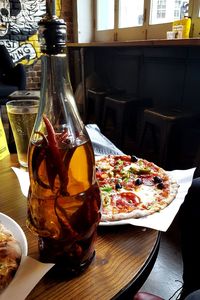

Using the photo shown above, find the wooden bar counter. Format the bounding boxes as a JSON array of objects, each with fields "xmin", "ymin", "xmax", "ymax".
[{"xmin": 0, "ymin": 155, "xmax": 160, "ymax": 299}]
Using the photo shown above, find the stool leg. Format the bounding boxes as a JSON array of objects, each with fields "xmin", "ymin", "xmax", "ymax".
[
  {"xmin": 158, "ymin": 122, "xmax": 172, "ymax": 167},
  {"xmin": 86, "ymin": 96, "xmax": 93, "ymax": 123},
  {"xmin": 149, "ymin": 123, "xmax": 158, "ymax": 155},
  {"xmin": 138, "ymin": 122, "xmax": 159, "ymax": 161},
  {"xmin": 135, "ymin": 108, "xmax": 144, "ymax": 142},
  {"xmin": 101, "ymin": 104, "xmax": 108, "ymax": 133},
  {"xmin": 139, "ymin": 122, "xmax": 157, "ymax": 154},
  {"xmin": 138, "ymin": 122, "xmax": 147, "ymax": 152},
  {"xmin": 116, "ymin": 107, "xmax": 126, "ymax": 148},
  {"xmin": 95, "ymin": 94, "xmax": 104, "ymax": 127}
]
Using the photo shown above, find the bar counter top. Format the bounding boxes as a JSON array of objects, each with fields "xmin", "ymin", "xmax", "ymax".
[{"xmin": 67, "ymin": 38, "xmax": 200, "ymax": 48}]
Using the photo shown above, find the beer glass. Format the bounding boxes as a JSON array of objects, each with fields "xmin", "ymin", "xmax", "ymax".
[{"xmin": 6, "ymin": 100, "xmax": 39, "ymax": 167}]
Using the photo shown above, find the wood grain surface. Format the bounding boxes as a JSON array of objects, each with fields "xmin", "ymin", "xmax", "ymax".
[{"xmin": 0, "ymin": 155, "xmax": 160, "ymax": 300}]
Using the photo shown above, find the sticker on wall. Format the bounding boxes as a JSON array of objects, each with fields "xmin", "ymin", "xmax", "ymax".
[{"xmin": 0, "ymin": 0, "xmax": 61, "ymax": 65}]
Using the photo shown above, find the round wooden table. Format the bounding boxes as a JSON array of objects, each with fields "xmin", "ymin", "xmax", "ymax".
[{"xmin": 0, "ymin": 155, "xmax": 160, "ymax": 299}]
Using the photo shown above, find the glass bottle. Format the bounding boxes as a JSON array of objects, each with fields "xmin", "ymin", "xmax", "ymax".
[{"xmin": 27, "ymin": 5, "xmax": 101, "ymax": 276}]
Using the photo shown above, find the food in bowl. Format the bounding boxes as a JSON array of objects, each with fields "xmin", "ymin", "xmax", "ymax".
[{"xmin": 0, "ymin": 223, "xmax": 22, "ymax": 292}]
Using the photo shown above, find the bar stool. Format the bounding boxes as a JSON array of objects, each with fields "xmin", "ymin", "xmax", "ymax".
[
  {"xmin": 139, "ymin": 108, "xmax": 200, "ymax": 168},
  {"xmin": 87, "ymin": 87, "xmax": 125, "ymax": 126},
  {"xmin": 101, "ymin": 94, "xmax": 147, "ymax": 148},
  {"xmin": 87, "ymin": 88, "xmax": 107, "ymax": 126}
]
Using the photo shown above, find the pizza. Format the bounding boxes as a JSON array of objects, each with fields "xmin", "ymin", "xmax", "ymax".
[
  {"xmin": 95, "ymin": 155, "xmax": 179, "ymax": 222},
  {"xmin": 0, "ymin": 223, "xmax": 22, "ymax": 292}
]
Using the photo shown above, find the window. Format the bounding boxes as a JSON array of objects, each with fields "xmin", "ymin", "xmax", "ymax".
[
  {"xmin": 174, "ymin": 1, "xmax": 181, "ymax": 19},
  {"xmin": 93, "ymin": 0, "xmax": 199, "ymax": 42},
  {"xmin": 118, "ymin": 0, "xmax": 144, "ymax": 28},
  {"xmin": 95, "ymin": 0, "xmax": 145, "ymax": 41},
  {"xmin": 96, "ymin": 0, "xmax": 114, "ymax": 30},
  {"xmin": 157, "ymin": 0, "xmax": 166, "ymax": 19},
  {"xmin": 150, "ymin": 0, "xmax": 189, "ymax": 25}
]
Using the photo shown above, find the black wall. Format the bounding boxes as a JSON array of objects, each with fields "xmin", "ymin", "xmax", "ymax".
[
  {"xmin": 81, "ymin": 46, "xmax": 200, "ymax": 113},
  {"xmin": 69, "ymin": 45, "xmax": 200, "ymax": 169}
]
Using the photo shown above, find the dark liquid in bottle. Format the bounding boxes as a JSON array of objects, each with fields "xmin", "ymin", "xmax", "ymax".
[{"xmin": 27, "ymin": 137, "xmax": 101, "ymax": 276}]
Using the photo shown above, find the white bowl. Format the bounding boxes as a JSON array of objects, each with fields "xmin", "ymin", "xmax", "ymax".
[{"xmin": 0, "ymin": 212, "xmax": 28, "ymax": 256}]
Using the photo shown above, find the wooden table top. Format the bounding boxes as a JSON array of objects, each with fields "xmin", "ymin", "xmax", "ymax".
[{"xmin": 0, "ymin": 155, "xmax": 160, "ymax": 300}]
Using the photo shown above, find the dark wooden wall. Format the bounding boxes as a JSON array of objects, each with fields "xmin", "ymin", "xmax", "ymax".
[
  {"xmin": 69, "ymin": 45, "xmax": 200, "ymax": 170},
  {"xmin": 79, "ymin": 46, "xmax": 200, "ymax": 113}
]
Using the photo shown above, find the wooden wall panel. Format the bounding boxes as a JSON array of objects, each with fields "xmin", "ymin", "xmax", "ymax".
[{"xmin": 77, "ymin": 46, "xmax": 200, "ymax": 113}]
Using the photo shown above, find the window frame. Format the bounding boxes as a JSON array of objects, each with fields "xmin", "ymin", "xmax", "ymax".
[{"xmin": 93, "ymin": 0, "xmax": 199, "ymax": 42}]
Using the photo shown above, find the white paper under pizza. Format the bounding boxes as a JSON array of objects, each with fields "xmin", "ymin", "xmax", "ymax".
[
  {"xmin": 100, "ymin": 168, "xmax": 195, "ymax": 231},
  {"xmin": 12, "ymin": 167, "xmax": 195, "ymax": 232}
]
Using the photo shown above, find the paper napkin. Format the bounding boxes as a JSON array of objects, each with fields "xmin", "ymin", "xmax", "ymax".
[
  {"xmin": 0, "ymin": 256, "xmax": 54, "ymax": 300},
  {"xmin": 12, "ymin": 166, "xmax": 195, "ymax": 232}
]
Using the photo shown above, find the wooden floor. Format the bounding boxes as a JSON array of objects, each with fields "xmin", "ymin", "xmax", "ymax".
[{"xmin": 139, "ymin": 214, "xmax": 183, "ymax": 299}]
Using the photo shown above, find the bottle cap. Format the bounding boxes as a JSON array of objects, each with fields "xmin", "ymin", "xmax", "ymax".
[{"xmin": 38, "ymin": 16, "xmax": 67, "ymax": 54}]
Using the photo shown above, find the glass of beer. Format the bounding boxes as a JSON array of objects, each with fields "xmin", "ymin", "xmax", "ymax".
[{"xmin": 6, "ymin": 99, "xmax": 39, "ymax": 167}]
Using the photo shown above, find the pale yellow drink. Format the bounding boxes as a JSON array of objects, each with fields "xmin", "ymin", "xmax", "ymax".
[{"xmin": 6, "ymin": 100, "xmax": 39, "ymax": 167}]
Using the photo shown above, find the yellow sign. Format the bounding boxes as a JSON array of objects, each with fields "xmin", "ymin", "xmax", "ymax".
[
  {"xmin": 172, "ymin": 17, "xmax": 191, "ymax": 38},
  {"xmin": 0, "ymin": 117, "xmax": 9, "ymax": 160}
]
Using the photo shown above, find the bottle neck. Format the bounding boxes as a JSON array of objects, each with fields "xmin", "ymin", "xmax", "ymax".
[
  {"xmin": 35, "ymin": 51, "xmax": 84, "ymax": 137},
  {"xmin": 40, "ymin": 52, "xmax": 72, "ymax": 108}
]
